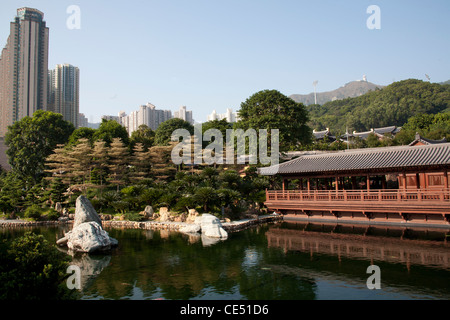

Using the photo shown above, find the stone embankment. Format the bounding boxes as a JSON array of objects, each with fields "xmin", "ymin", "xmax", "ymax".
[
  {"xmin": 0, "ymin": 220, "xmax": 63, "ymax": 228},
  {"xmin": 102, "ymin": 214, "xmax": 283, "ymax": 233},
  {"xmin": 0, "ymin": 214, "xmax": 284, "ymax": 233}
]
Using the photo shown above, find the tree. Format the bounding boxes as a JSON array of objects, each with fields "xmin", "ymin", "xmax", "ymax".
[
  {"xmin": 393, "ymin": 111, "xmax": 450, "ymax": 145},
  {"xmin": 107, "ymin": 138, "xmax": 129, "ymax": 191},
  {"xmin": 201, "ymin": 119, "xmax": 233, "ymax": 148},
  {"xmin": 67, "ymin": 138, "xmax": 94, "ymax": 193},
  {"xmin": 0, "ymin": 232, "xmax": 73, "ymax": 300},
  {"xmin": 45, "ymin": 144, "xmax": 73, "ymax": 185},
  {"xmin": 154, "ymin": 118, "xmax": 194, "ymax": 146},
  {"xmin": 236, "ymin": 90, "xmax": 312, "ymax": 151},
  {"xmin": 147, "ymin": 144, "xmax": 177, "ymax": 183},
  {"xmin": 129, "ymin": 143, "xmax": 151, "ymax": 184},
  {"xmin": 93, "ymin": 119, "xmax": 129, "ymax": 146},
  {"xmin": 67, "ymin": 127, "xmax": 96, "ymax": 147},
  {"xmin": 309, "ymin": 79, "xmax": 450, "ymax": 135},
  {"xmin": 194, "ymin": 186, "xmax": 218, "ymax": 212},
  {"xmin": 90, "ymin": 140, "xmax": 109, "ymax": 190},
  {"xmin": 130, "ymin": 124, "xmax": 155, "ymax": 151},
  {"xmin": 5, "ymin": 111, "xmax": 74, "ymax": 183}
]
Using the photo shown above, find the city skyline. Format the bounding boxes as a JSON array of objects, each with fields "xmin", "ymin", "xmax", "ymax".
[{"xmin": 0, "ymin": 1, "xmax": 449, "ymax": 124}]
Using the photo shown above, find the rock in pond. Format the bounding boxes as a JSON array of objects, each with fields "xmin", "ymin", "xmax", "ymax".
[
  {"xmin": 57, "ymin": 196, "xmax": 118, "ymax": 253},
  {"xmin": 200, "ymin": 214, "xmax": 228, "ymax": 239}
]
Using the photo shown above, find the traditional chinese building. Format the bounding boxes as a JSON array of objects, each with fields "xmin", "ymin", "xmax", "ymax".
[{"xmin": 259, "ymin": 142, "xmax": 450, "ymax": 227}]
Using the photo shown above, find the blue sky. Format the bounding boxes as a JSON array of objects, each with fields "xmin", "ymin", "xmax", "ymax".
[{"xmin": 1, "ymin": 0, "xmax": 449, "ymax": 123}]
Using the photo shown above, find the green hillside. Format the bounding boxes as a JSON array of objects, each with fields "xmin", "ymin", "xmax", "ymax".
[{"xmin": 308, "ymin": 79, "xmax": 450, "ymax": 135}]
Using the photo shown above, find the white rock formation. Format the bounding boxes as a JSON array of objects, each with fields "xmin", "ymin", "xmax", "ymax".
[
  {"xmin": 186, "ymin": 209, "xmax": 200, "ymax": 224},
  {"xmin": 200, "ymin": 214, "xmax": 228, "ymax": 239},
  {"xmin": 179, "ymin": 224, "xmax": 201, "ymax": 234},
  {"xmin": 66, "ymin": 221, "xmax": 118, "ymax": 253},
  {"xmin": 159, "ymin": 207, "xmax": 170, "ymax": 222},
  {"xmin": 57, "ymin": 196, "xmax": 118, "ymax": 253},
  {"xmin": 179, "ymin": 214, "xmax": 228, "ymax": 239}
]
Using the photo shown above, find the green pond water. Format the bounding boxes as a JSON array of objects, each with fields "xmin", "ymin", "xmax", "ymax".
[{"xmin": 1, "ymin": 221, "xmax": 450, "ymax": 300}]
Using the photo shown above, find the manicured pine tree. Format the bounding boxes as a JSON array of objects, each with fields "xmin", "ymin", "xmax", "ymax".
[
  {"xmin": 108, "ymin": 138, "xmax": 130, "ymax": 191},
  {"xmin": 90, "ymin": 140, "xmax": 109, "ymax": 192},
  {"xmin": 44, "ymin": 144, "xmax": 73, "ymax": 202},
  {"xmin": 67, "ymin": 138, "xmax": 94, "ymax": 194},
  {"xmin": 45, "ymin": 144, "xmax": 71, "ymax": 181},
  {"xmin": 146, "ymin": 143, "xmax": 177, "ymax": 183},
  {"xmin": 129, "ymin": 143, "xmax": 151, "ymax": 185}
]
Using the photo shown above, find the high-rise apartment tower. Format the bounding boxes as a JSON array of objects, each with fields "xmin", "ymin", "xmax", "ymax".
[
  {"xmin": 0, "ymin": 7, "xmax": 49, "ymax": 136},
  {"xmin": 48, "ymin": 64, "xmax": 80, "ymax": 128}
]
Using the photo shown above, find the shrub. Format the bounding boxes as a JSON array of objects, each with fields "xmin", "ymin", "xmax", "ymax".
[
  {"xmin": 24, "ymin": 204, "xmax": 43, "ymax": 221},
  {"xmin": 43, "ymin": 208, "xmax": 59, "ymax": 221},
  {"xmin": 0, "ymin": 232, "xmax": 75, "ymax": 300},
  {"xmin": 123, "ymin": 212, "xmax": 145, "ymax": 222}
]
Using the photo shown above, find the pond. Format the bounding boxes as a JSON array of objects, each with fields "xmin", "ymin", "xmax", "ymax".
[{"xmin": 1, "ymin": 221, "xmax": 450, "ymax": 300}]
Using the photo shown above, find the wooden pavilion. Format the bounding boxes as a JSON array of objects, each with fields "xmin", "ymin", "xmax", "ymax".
[{"xmin": 259, "ymin": 142, "xmax": 450, "ymax": 227}]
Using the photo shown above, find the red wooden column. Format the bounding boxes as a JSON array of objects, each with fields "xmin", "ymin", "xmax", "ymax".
[
  {"xmin": 366, "ymin": 175, "xmax": 370, "ymax": 191},
  {"xmin": 444, "ymin": 170, "xmax": 449, "ymax": 189},
  {"xmin": 402, "ymin": 173, "xmax": 407, "ymax": 190}
]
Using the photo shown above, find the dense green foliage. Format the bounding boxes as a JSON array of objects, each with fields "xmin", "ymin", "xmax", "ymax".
[
  {"xmin": 0, "ymin": 232, "xmax": 73, "ymax": 300},
  {"xmin": 1, "ymin": 82, "xmax": 448, "ymax": 219},
  {"xmin": 5, "ymin": 111, "xmax": 75, "ymax": 183},
  {"xmin": 393, "ymin": 112, "xmax": 450, "ymax": 145},
  {"xmin": 92, "ymin": 119, "xmax": 130, "ymax": 146},
  {"xmin": 237, "ymin": 90, "xmax": 312, "ymax": 151},
  {"xmin": 130, "ymin": 124, "xmax": 155, "ymax": 151},
  {"xmin": 309, "ymin": 79, "xmax": 450, "ymax": 135},
  {"xmin": 154, "ymin": 118, "xmax": 194, "ymax": 146},
  {"xmin": 88, "ymin": 166, "xmax": 270, "ymax": 220}
]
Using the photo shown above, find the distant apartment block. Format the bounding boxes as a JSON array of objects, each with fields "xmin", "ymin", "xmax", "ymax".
[
  {"xmin": 119, "ymin": 103, "xmax": 173, "ymax": 135},
  {"xmin": 48, "ymin": 64, "xmax": 80, "ymax": 128},
  {"xmin": 78, "ymin": 113, "xmax": 88, "ymax": 128},
  {"xmin": 174, "ymin": 106, "xmax": 194, "ymax": 124},
  {"xmin": 207, "ymin": 108, "xmax": 239, "ymax": 123},
  {"xmin": 0, "ymin": 7, "xmax": 49, "ymax": 137},
  {"xmin": 102, "ymin": 115, "xmax": 120, "ymax": 122}
]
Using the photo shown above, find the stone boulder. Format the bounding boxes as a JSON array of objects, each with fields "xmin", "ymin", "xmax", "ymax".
[
  {"xmin": 65, "ymin": 221, "xmax": 118, "ymax": 253},
  {"xmin": 55, "ymin": 202, "xmax": 63, "ymax": 214},
  {"xmin": 73, "ymin": 196, "xmax": 102, "ymax": 228},
  {"xmin": 57, "ymin": 196, "xmax": 118, "ymax": 253},
  {"xmin": 144, "ymin": 206, "xmax": 154, "ymax": 218},
  {"xmin": 186, "ymin": 209, "xmax": 200, "ymax": 224},
  {"xmin": 159, "ymin": 207, "xmax": 170, "ymax": 222},
  {"xmin": 179, "ymin": 224, "xmax": 201, "ymax": 234},
  {"xmin": 201, "ymin": 214, "xmax": 228, "ymax": 239}
]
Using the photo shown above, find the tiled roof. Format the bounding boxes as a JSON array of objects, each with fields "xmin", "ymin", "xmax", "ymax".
[
  {"xmin": 409, "ymin": 133, "xmax": 447, "ymax": 146},
  {"xmin": 259, "ymin": 143, "xmax": 450, "ymax": 176}
]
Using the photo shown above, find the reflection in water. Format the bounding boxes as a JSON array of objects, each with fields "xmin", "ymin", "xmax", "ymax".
[
  {"xmin": 267, "ymin": 222, "xmax": 450, "ymax": 270},
  {"xmin": 1, "ymin": 222, "xmax": 450, "ymax": 300},
  {"xmin": 69, "ymin": 252, "xmax": 112, "ymax": 291}
]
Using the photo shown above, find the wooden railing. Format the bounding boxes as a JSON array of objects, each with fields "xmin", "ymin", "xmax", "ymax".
[{"xmin": 266, "ymin": 189, "xmax": 450, "ymax": 203}]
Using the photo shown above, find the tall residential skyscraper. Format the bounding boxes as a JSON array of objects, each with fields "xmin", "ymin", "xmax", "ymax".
[
  {"xmin": 0, "ymin": 7, "xmax": 49, "ymax": 136},
  {"xmin": 207, "ymin": 108, "xmax": 239, "ymax": 123},
  {"xmin": 174, "ymin": 106, "xmax": 194, "ymax": 124},
  {"xmin": 48, "ymin": 64, "xmax": 80, "ymax": 128},
  {"xmin": 119, "ymin": 103, "xmax": 173, "ymax": 135}
]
